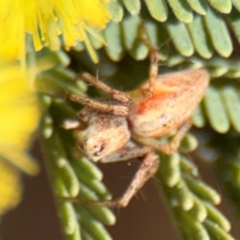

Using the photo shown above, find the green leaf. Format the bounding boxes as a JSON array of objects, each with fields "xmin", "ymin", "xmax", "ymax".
[
  {"xmin": 187, "ymin": 196, "xmax": 207, "ymax": 222},
  {"xmin": 159, "ymin": 153, "xmax": 181, "ymax": 187},
  {"xmin": 180, "ymin": 133, "xmax": 198, "ymax": 153},
  {"xmin": 75, "ymin": 205, "xmax": 113, "ymax": 240},
  {"xmin": 193, "ymin": 104, "xmax": 207, "ymax": 128},
  {"xmin": 166, "ymin": 16, "xmax": 194, "ymax": 56},
  {"xmin": 57, "ymin": 158, "xmax": 80, "ymax": 197},
  {"xmin": 203, "ymin": 6, "xmax": 232, "ymax": 57},
  {"xmin": 167, "ymin": 0, "xmax": 193, "ymax": 23},
  {"xmin": 204, "ymin": 219, "xmax": 234, "ymax": 240},
  {"xmin": 221, "ymin": 84, "xmax": 240, "ymax": 133},
  {"xmin": 187, "ymin": 15, "xmax": 213, "ymax": 59},
  {"xmin": 170, "ymin": 180, "xmax": 194, "ymax": 210},
  {"xmin": 203, "ymin": 86, "xmax": 230, "ymax": 133},
  {"xmin": 231, "ymin": 0, "xmax": 240, "ymax": 11},
  {"xmin": 144, "ymin": 0, "xmax": 168, "ymax": 22},
  {"xmin": 144, "ymin": 21, "xmax": 170, "ymax": 61},
  {"xmin": 41, "ymin": 90, "xmax": 115, "ymax": 240},
  {"xmin": 122, "ymin": 0, "xmax": 141, "ymax": 15},
  {"xmin": 205, "ymin": 203, "xmax": 231, "ymax": 232},
  {"xmin": 179, "ymin": 212, "xmax": 210, "ymax": 240},
  {"xmin": 184, "ymin": 176, "xmax": 221, "ymax": 205},
  {"xmin": 227, "ymin": 8, "xmax": 240, "ymax": 45},
  {"xmin": 186, "ymin": 0, "xmax": 207, "ymax": 15},
  {"xmin": 104, "ymin": 22, "xmax": 125, "ymax": 61},
  {"xmin": 122, "ymin": 16, "xmax": 149, "ymax": 59},
  {"xmin": 207, "ymin": 0, "xmax": 232, "ymax": 13},
  {"xmin": 108, "ymin": 0, "xmax": 123, "ymax": 22}
]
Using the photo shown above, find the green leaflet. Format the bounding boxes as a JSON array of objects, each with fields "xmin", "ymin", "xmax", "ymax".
[
  {"xmin": 104, "ymin": 22, "xmax": 125, "ymax": 61},
  {"xmin": 158, "ymin": 153, "xmax": 233, "ymax": 240},
  {"xmin": 159, "ymin": 153, "xmax": 181, "ymax": 187},
  {"xmin": 187, "ymin": 15, "xmax": 213, "ymax": 59},
  {"xmin": 203, "ymin": 220, "xmax": 234, "ymax": 240},
  {"xmin": 231, "ymin": 0, "xmax": 240, "ymax": 12},
  {"xmin": 122, "ymin": 0, "xmax": 140, "ymax": 15},
  {"xmin": 204, "ymin": 85, "xmax": 230, "ymax": 133},
  {"xmin": 203, "ymin": 6, "xmax": 232, "ymax": 58},
  {"xmin": 41, "ymin": 118, "xmax": 115, "ymax": 240},
  {"xmin": 207, "ymin": 0, "xmax": 232, "ymax": 14},
  {"xmin": 144, "ymin": 0, "xmax": 168, "ymax": 22},
  {"xmin": 227, "ymin": 8, "xmax": 240, "ymax": 45},
  {"xmin": 39, "ymin": 63, "xmax": 116, "ymax": 240},
  {"xmin": 107, "ymin": 0, "xmax": 123, "ymax": 22},
  {"xmin": 166, "ymin": 14, "xmax": 194, "ymax": 56},
  {"xmin": 122, "ymin": 15, "xmax": 149, "ymax": 60},
  {"xmin": 205, "ymin": 203, "xmax": 231, "ymax": 232},
  {"xmin": 193, "ymin": 104, "xmax": 207, "ymax": 128},
  {"xmin": 221, "ymin": 84, "xmax": 240, "ymax": 133},
  {"xmin": 187, "ymin": 196, "xmax": 207, "ymax": 222},
  {"xmin": 35, "ymin": 47, "xmax": 70, "ymax": 72},
  {"xmin": 167, "ymin": 0, "xmax": 193, "ymax": 23},
  {"xmin": 180, "ymin": 133, "xmax": 198, "ymax": 153},
  {"xmin": 102, "ymin": 12, "xmax": 237, "ymax": 62},
  {"xmin": 186, "ymin": 0, "xmax": 207, "ymax": 15},
  {"xmin": 107, "ymin": 0, "xmax": 239, "ymax": 23}
]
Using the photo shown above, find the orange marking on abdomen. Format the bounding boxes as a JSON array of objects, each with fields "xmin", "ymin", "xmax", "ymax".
[{"xmin": 137, "ymin": 91, "xmax": 176, "ymax": 115}]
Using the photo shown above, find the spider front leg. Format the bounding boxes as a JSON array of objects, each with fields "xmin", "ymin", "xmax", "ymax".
[
  {"xmin": 97, "ymin": 142, "xmax": 159, "ymax": 208},
  {"xmin": 63, "ymin": 142, "xmax": 159, "ymax": 208},
  {"xmin": 68, "ymin": 94, "xmax": 129, "ymax": 116},
  {"xmin": 78, "ymin": 72, "xmax": 131, "ymax": 103}
]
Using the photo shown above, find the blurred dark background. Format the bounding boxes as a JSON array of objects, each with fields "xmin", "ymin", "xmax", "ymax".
[{"xmin": 1, "ymin": 145, "xmax": 240, "ymax": 240}]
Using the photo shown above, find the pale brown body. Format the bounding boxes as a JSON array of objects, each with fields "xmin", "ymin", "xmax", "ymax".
[
  {"xmin": 64, "ymin": 52, "xmax": 210, "ymax": 207},
  {"xmin": 129, "ymin": 69, "xmax": 209, "ymax": 137}
]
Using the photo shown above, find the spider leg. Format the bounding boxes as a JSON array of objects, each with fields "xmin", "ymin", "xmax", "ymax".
[
  {"xmin": 100, "ymin": 140, "xmax": 151, "ymax": 163},
  {"xmin": 139, "ymin": 24, "xmax": 160, "ymax": 97},
  {"xmin": 94, "ymin": 141, "xmax": 159, "ymax": 208},
  {"xmin": 63, "ymin": 142, "xmax": 159, "ymax": 208},
  {"xmin": 99, "ymin": 150, "xmax": 159, "ymax": 208},
  {"xmin": 141, "ymin": 49, "xmax": 159, "ymax": 97},
  {"xmin": 68, "ymin": 93, "xmax": 129, "ymax": 116},
  {"xmin": 79, "ymin": 72, "xmax": 131, "ymax": 103},
  {"xmin": 132, "ymin": 120, "xmax": 192, "ymax": 154}
]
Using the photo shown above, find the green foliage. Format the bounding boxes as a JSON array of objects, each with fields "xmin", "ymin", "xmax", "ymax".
[
  {"xmin": 158, "ymin": 151, "xmax": 233, "ymax": 240},
  {"xmin": 103, "ymin": 2, "xmax": 239, "ymax": 61},
  {"xmin": 36, "ymin": 1, "xmax": 240, "ymax": 240},
  {"xmin": 37, "ymin": 56, "xmax": 115, "ymax": 240}
]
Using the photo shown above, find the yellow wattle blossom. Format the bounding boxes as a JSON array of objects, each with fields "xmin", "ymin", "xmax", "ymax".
[
  {"xmin": 0, "ymin": 63, "xmax": 39, "ymax": 215},
  {"xmin": 0, "ymin": 0, "xmax": 111, "ymax": 225},
  {"xmin": 0, "ymin": 0, "xmax": 111, "ymax": 63}
]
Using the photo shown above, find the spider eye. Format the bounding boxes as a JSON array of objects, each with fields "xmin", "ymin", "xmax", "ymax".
[{"xmin": 93, "ymin": 144, "xmax": 105, "ymax": 157}]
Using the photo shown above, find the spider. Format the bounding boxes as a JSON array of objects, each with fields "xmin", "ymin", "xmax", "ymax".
[{"xmin": 64, "ymin": 50, "xmax": 209, "ymax": 208}]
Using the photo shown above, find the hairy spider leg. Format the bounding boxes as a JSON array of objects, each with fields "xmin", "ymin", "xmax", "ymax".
[
  {"xmin": 62, "ymin": 143, "xmax": 159, "ymax": 208},
  {"xmin": 132, "ymin": 120, "xmax": 192, "ymax": 154},
  {"xmin": 98, "ymin": 150, "xmax": 159, "ymax": 208},
  {"xmin": 78, "ymin": 72, "xmax": 131, "ymax": 103},
  {"xmin": 93, "ymin": 141, "xmax": 158, "ymax": 208},
  {"xmin": 68, "ymin": 94, "xmax": 129, "ymax": 116}
]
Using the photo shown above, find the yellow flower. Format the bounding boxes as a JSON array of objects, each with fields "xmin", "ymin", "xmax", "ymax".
[
  {"xmin": 0, "ymin": 0, "xmax": 111, "ymax": 64},
  {"xmin": 0, "ymin": 63, "xmax": 39, "ymax": 215}
]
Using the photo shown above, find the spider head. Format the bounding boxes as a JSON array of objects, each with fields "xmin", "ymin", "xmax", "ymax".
[{"xmin": 75, "ymin": 112, "xmax": 130, "ymax": 162}]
